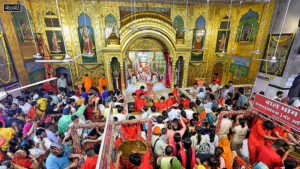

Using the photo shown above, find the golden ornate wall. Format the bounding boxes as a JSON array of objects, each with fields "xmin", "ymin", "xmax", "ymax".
[{"xmin": 0, "ymin": 0, "xmax": 275, "ymax": 89}]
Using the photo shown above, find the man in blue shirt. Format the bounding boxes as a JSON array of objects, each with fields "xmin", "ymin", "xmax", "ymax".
[{"xmin": 46, "ymin": 142, "xmax": 83, "ymax": 169}]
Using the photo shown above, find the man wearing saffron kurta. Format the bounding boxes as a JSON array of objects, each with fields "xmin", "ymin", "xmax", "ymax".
[
  {"xmin": 135, "ymin": 86, "xmax": 147, "ymax": 99},
  {"xmin": 248, "ymin": 120, "xmax": 277, "ymax": 165},
  {"xmin": 135, "ymin": 93, "xmax": 147, "ymax": 112},
  {"xmin": 98, "ymin": 74, "xmax": 108, "ymax": 92},
  {"xmin": 155, "ymin": 96, "xmax": 167, "ymax": 112},
  {"xmin": 180, "ymin": 94, "xmax": 190, "ymax": 108},
  {"xmin": 114, "ymin": 116, "xmax": 143, "ymax": 149},
  {"xmin": 172, "ymin": 85, "xmax": 180, "ymax": 98},
  {"xmin": 83, "ymin": 74, "xmax": 93, "ymax": 92},
  {"xmin": 166, "ymin": 93, "xmax": 179, "ymax": 109}
]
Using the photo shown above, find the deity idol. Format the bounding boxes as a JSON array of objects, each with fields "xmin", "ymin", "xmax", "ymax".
[
  {"xmin": 52, "ymin": 32, "xmax": 61, "ymax": 53},
  {"xmin": 192, "ymin": 29, "xmax": 205, "ymax": 54},
  {"xmin": 218, "ymin": 33, "xmax": 226, "ymax": 51},
  {"xmin": 81, "ymin": 26, "xmax": 94, "ymax": 54}
]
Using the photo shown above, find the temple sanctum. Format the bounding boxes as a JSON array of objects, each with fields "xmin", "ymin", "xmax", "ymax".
[
  {"xmin": 0, "ymin": 0, "xmax": 284, "ymax": 92},
  {"xmin": 0, "ymin": 0, "xmax": 300, "ymax": 168}
]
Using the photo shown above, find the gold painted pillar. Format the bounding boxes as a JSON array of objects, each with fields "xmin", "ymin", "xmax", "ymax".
[
  {"xmin": 183, "ymin": 60, "xmax": 189, "ymax": 88},
  {"xmin": 120, "ymin": 63, "xmax": 125, "ymax": 91},
  {"xmin": 105, "ymin": 59, "xmax": 113, "ymax": 90},
  {"xmin": 171, "ymin": 61, "xmax": 176, "ymax": 90},
  {"xmin": 0, "ymin": 2, "xmax": 31, "ymax": 86}
]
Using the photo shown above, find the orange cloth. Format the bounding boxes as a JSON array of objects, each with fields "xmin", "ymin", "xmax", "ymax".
[
  {"xmin": 153, "ymin": 126, "xmax": 161, "ymax": 135},
  {"xmin": 121, "ymin": 124, "xmax": 141, "ymax": 140},
  {"xmin": 166, "ymin": 98, "xmax": 179, "ymax": 109},
  {"xmin": 80, "ymin": 156, "xmax": 98, "ymax": 169},
  {"xmin": 83, "ymin": 77, "xmax": 93, "ymax": 92},
  {"xmin": 198, "ymin": 111, "xmax": 207, "ymax": 127},
  {"xmin": 135, "ymin": 98, "xmax": 146, "ymax": 112},
  {"xmin": 211, "ymin": 77, "xmax": 221, "ymax": 85},
  {"xmin": 172, "ymin": 89, "xmax": 179, "ymax": 98},
  {"xmin": 135, "ymin": 89, "xmax": 147, "ymax": 98},
  {"xmin": 155, "ymin": 101, "xmax": 167, "ymax": 111},
  {"xmin": 180, "ymin": 98, "xmax": 190, "ymax": 108},
  {"xmin": 98, "ymin": 77, "xmax": 108, "ymax": 92},
  {"xmin": 248, "ymin": 120, "xmax": 267, "ymax": 165},
  {"xmin": 217, "ymin": 138, "xmax": 233, "ymax": 169}
]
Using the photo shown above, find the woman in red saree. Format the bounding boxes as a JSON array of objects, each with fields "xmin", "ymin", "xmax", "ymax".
[{"xmin": 12, "ymin": 150, "xmax": 39, "ymax": 169}]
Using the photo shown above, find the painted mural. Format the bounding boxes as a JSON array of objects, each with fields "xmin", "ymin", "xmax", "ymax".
[
  {"xmin": 0, "ymin": 19, "xmax": 18, "ymax": 86},
  {"xmin": 173, "ymin": 15, "xmax": 184, "ymax": 38},
  {"xmin": 105, "ymin": 14, "xmax": 119, "ymax": 43},
  {"xmin": 260, "ymin": 34, "xmax": 295, "ymax": 76},
  {"xmin": 215, "ymin": 16, "xmax": 230, "ymax": 53},
  {"xmin": 229, "ymin": 56, "xmax": 251, "ymax": 78},
  {"xmin": 25, "ymin": 62, "xmax": 46, "ymax": 83},
  {"xmin": 78, "ymin": 13, "xmax": 97, "ymax": 63},
  {"xmin": 119, "ymin": 6, "xmax": 171, "ymax": 20},
  {"xmin": 191, "ymin": 16, "xmax": 206, "ymax": 61},
  {"xmin": 236, "ymin": 9, "xmax": 259, "ymax": 42},
  {"xmin": 11, "ymin": 1, "xmax": 34, "ymax": 42},
  {"xmin": 46, "ymin": 30, "xmax": 66, "ymax": 55}
]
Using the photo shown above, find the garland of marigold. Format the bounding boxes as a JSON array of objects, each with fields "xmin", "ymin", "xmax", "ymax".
[
  {"xmin": 265, "ymin": 33, "xmax": 294, "ymax": 80},
  {"xmin": 0, "ymin": 32, "xmax": 11, "ymax": 84}
]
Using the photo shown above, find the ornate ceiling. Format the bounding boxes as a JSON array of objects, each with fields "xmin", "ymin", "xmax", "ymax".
[{"xmin": 104, "ymin": 0, "xmax": 272, "ymax": 5}]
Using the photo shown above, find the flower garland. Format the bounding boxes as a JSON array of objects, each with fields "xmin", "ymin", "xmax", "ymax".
[
  {"xmin": 0, "ymin": 32, "xmax": 11, "ymax": 84},
  {"xmin": 265, "ymin": 34, "xmax": 294, "ymax": 80}
]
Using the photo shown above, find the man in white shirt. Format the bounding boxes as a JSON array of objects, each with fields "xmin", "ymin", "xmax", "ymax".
[
  {"xmin": 168, "ymin": 107, "xmax": 180, "ymax": 120},
  {"xmin": 57, "ymin": 74, "xmax": 68, "ymax": 92},
  {"xmin": 190, "ymin": 83, "xmax": 199, "ymax": 96},
  {"xmin": 228, "ymin": 81, "xmax": 235, "ymax": 94},
  {"xmin": 18, "ymin": 98, "xmax": 31, "ymax": 115},
  {"xmin": 112, "ymin": 106, "xmax": 126, "ymax": 121},
  {"xmin": 185, "ymin": 103, "xmax": 195, "ymax": 119},
  {"xmin": 273, "ymin": 91, "xmax": 284, "ymax": 102},
  {"xmin": 33, "ymin": 128, "xmax": 52, "ymax": 150},
  {"xmin": 209, "ymin": 80, "xmax": 220, "ymax": 94},
  {"xmin": 218, "ymin": 115, "xmax": 232, "ymax": 139}
]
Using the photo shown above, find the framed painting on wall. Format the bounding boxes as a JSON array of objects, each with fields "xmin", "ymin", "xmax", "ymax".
[
  {"xmin": 215, "ymin": 31, "xmax": 230, "ymax": 53},
  {"xmin": 46, "ymin": 30, "xmax": 66, "ymax": 55},
  {"xmin": 260, "ymin": 33, "xmax": 295, "ymax": 76},
  {"xmin": 235, "ymin": 9, "xmax": 259, "ymax": 42},
  {"xmin": 239, "ymin": 24, "xmax": 253, "ymax": 42}
]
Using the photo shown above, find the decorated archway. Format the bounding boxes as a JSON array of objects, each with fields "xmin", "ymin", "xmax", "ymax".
[{"xmin": 120, "ymin": 12, "xmax": 177, "ymax": 91}]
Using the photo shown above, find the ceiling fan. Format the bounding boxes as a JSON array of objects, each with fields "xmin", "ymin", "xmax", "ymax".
[
  {"xmin": 209, "ymin": 0, "xmax": 233, "ymax": 56},
  {"xmin": 22, "ymin": 0, "xmax": 42, "ymax": 59},
  {"xmin": 127, "ymin": 0, "xmax": 139, "ymax": 31},
  {"xmin": 249, "ymin": 0, "xmax": 271, "ymax": 54},
  {"xmin": 253, "ymin": 0, "xmax": 291, "ymax": 62}
]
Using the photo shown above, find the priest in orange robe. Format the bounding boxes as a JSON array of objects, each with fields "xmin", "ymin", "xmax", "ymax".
[
  {"xmin": 172, "ymin": 85, "xmax": 180, "ymax": 98},
  {"xmin": 135, "ymin": 86, "xmax": 147, "ymax": 99},
  {"xmin": 155, "ymin": 96, "xmax": 167, "ymax": 112},
  {"xmin": 180, "ymin": 94, "xmax": 190, "ymax": 108},
  {"xmin": 135, "ymin": 93, "xmax": 146, "ymax": 112},
  {"xmin": 166, "ymin": 93, "xmax": 179, "ymax": 109},
  {"xmin": 83, "ymin": 74, "xmax": 93, "ymax": 92},
  {"xmin": 98, "ymin": 74, "xmax": 108, "ymax": 92},
  {"xmin": 248, "ymin": 120, "xmax": 277, "ymax": 165}
]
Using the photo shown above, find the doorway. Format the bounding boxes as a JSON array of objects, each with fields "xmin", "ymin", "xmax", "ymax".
[{"xmin": 56, "ymin": 67, "xmax": 72, "ymax": 86}]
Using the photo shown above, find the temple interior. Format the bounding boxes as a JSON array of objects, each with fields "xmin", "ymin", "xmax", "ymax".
[{"xmin": 0, "ymin": 0, "xmax": 300, "ymax": 168}]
